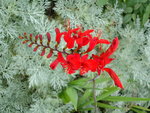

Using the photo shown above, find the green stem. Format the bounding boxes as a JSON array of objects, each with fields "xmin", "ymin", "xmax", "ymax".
[{"xmin": 93, "ymin": 78, "xmax": 97, "ymax": 113}]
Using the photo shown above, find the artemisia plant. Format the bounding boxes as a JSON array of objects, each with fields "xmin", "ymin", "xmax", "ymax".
[{"xmin": 19, "ymin": 21, "xmax": 123, "ymax": 89}]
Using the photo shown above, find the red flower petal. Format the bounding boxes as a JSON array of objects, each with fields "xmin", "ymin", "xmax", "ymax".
[
  {"xmin": 18, "ymin": 36, "xmax": 24, "ymax": 39},
  {"xmin": 50, "ymin": 58, "xmax": 59, "ymax": 70},
  {"xmin": 81, "ymin": 29, "xmax": 94, "ymax": 36},
  {"xmin": 67, "ymin": 68, "xmax": 76, "ymax": 74},
  {"xmin": 39, "ymin": 34, "xmax": 43, "ymax": 45},
  {"xmin": 66, "ymin": 54, "xmax": 81, "ymax": 69},
  {"xmin": 40, "ymin": 48, "xmax": 46, "ymax": 56},
  {"xmin": 33, "ymin": 45, "xmax": 40, "ymax": 52},
  {"xmin": 103, "ymin": 68, "xmax": 123, "ymax": 88},
  {"xmin": 69, "ymin": 28, "xmax": 80, "ymax": 33},
  {"xmin": 28, "ymin": 42, "xmax": 34, "ymax": 47},
  {"xmin": 35, "ymin": 35, "xmax": 39, "ymax": 43},
  {"xmin": 98, "ymin": 39, "xmax": 110, "ymax": 44},
  {"xmin": 29, "ymin": 34, "xmax": 33, "ymax": 41},
  {"xmin": 100, "ymin": 37, "xmax": 119, "ymax": 58},
  {"xmin": 86, "ymin": 59, "xmax": 98, "ymax": 72},
  {"xmin": 57, "ymin": 52, "xmax": 66, "ymax": 63},
  {"xmin": 66, "ymin": 38, "xmax": 75, "ymax": 49},
  {"xmin": 85, "ymin": 37, "xmax": 98, "ymax": 53},
  {"xmin": 76, "ymin": 37, "xmax": 89, "ymax": 47},
  {"xmin": 22, "ymin": 40, "xmax": 29, "ymax": 44},
  {"xmin": 81, "ymin": 54, "xmax": 88, "ymax": 62},
  {"xmin": 55, "ymin": 28, "xmax": 64, "ymax": 44},
  {"xmin": 46, "ymin": 32, "xmax": 51, "ymax": 46},
  {"xmin": 47, "ymin": 49, "xmax": 53, "ymax": 58},
  {"xmin": 79, "ymin": 65, "xmax": 89, "ymax": 75}
]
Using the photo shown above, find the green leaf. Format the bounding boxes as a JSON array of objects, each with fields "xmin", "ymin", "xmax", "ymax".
[
  {"xmin": 143, "ymin": 11, "xmax": 150, "ymax": 24},
  {"xmin": 69, "ymin": 76, "xmax": 111, "ymax": 89},
  {"xmin": 72, "ymin": 86, "xmax": 84, "ymax": 92},
  {"xmin": 132, "ymin": 14, "xmax": 136, "ymax": 21},
  {"xmin": 95, "ymin": 76, "xmax": 111, "ymax": 84},
  {"xmin": 140, "ymin": 0, "xmax": 147, "ymax": 3},
  {"xmin": 145, "ymin": 4, "xmax": 150, "ymax": 13},
  {"xmin": 134, "ymin": 4, "xmax": 141, "ymax": 10},
  {"xmin": 125, "ymin": 7, "xmax": 133, "ymax": 13},
  {"xmin": 96, "ymin": 87, "xmax": 119, "ymax": 101},
  {"xmin": 132, "ymin": 105, "xmax": 150, "ymax": 111},
  {"xmin": 66, "ymin": 87, "xmax": 78, "ymax": 110},
  {"xmin": 96, "ymin": 0, "xmax": 108, "ymax": 7},
  {"xmin": 142, "ymin": 4, "xmax": 150, "ymax": 24},
  {"xmin": 131, "ymin": 108, "xmax": 147, "ymax": 113},
  {"xmin": 97, "ymin": 102, "xmax": 121, "ymax": 109},
  {"xmin": 69, "ymin": 78, "xmax": 89, "ymax": 86},
  {"xmin": 59, "ymin": 89, "xmax": 70, "ymax": 103},
  {"xmin": 123, "ymin": 14, "xmax": 132, "ymax": 23},
  {"xmin": 80, "ymin": 86, "xmax": 119, "ymax": 107},
  {"xmin": 102, "ymin": 96, "xmax": 150, "ymax": 102},
  {"xmin": 78, "ymin": 89, "xmax": 93, "ymax": 107}
]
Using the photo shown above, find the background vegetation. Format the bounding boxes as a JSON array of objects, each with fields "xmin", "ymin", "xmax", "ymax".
[{"xmin": 0, "ymin": 0, "xmax": 150, "ymax": 113}]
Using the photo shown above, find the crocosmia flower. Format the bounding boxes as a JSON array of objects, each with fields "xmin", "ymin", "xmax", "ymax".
[{"xmin": 19, "ymin": 23, "xmax": 123, "ymax": 88}]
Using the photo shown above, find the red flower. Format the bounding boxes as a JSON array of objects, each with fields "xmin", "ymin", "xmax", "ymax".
[
  {"xmin": 79, "ymin": 54, "xmax": 98, "ymax": 75},
  {"xmin": 85, "ymin": 37, "xmax": 110, "ymax": 53},
  {"xmin": 55, "ymin": 28, "xmax": 65, "ymax": 44},
  {"xmin": 91, "ymin": 37, "xmax": 123, "ymax": 88},
  {"xmin": 100, "ymin": 37, "xmax": 119, "ymax": 58},
  {"xmin": 58, "ymin": 53, "xmax": 81, "ymax": 74},
  {"xmin": 92, "ymin": 54, "xmax": 114, "ymax": 74},
  {"xmin": 103, "ymin": 68, "xmax": 123, "ymax": 88},
  {"xmin": 50, "ymin": 58, "xmax": 59, "ymax": 70},
  {"xmin": 63, "ymin": 28, "xmax": 94, "ymax": 49}
]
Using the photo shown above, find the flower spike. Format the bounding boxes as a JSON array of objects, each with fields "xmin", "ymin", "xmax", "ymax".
[{"xmin": 18, "ymin": 24, "xmax": 123, "ymax": 89}]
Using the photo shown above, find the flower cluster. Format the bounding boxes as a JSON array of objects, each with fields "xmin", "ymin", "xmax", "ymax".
[{"xmin": 19, "ymin": 24, "xmax": 123, "ymax": 88}]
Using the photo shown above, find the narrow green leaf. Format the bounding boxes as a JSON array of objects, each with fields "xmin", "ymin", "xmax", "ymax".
[
  {"xmin": 78, "ymin": 89, "xmax": 93, "ymax": 107},
  {"xmin": 72, "ymin": 86, "xmax": 84, "ymax": 92},
  {"xmin": 132, "ymin": 105, "xmax": 150, "ymax": 111},
  {"xmin": 97, "ymin": 102, "xmax": 121, "ymax": 109},
  {"xmin": 80, "ymin": 86, "xmax": 119, "ymax": 107},
  {"xmin": 95, "ymin": 77, "xmax": 111, "ymax": 84},
  {"xmin": 102, "ymin": 96, "xmax": 150, "ymax": 102},
  {"xmin": 131, "ymin": 108, "xmax": 147, "ymax": 113},
  {"xmin": 145, "ymin": 4, "xmax": 150, "ymax": 13},
  {"xmin": 66, "ymin": 87, "xmax": 78, "ymax": 110},
  {"xmin": 69, "ymin": 78, "xmax": 89, "ymax": 86},
  {"xmin": 143, "ymin": 12, "xmax": 149, "ymax": 24},
  {"xmin": 132, "ymin": 14, "xmax": 136, "ymax": 21},
  {"xmin": 96, "ymin": 87, "xmax": 119, "ymax": 101},
  {"xmin": 59, "ymin": 90, "xmax": 70, "ymax": 103},
  {"xmin": 69, "ymin": 76, "xmax": 111, "ymax": 89}
]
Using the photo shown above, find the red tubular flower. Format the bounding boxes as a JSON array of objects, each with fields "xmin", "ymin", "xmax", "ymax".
[
  {"xmin": 79, "ymin": 54, "xmax": 98, "ymax": 75},
  {"xmin": 50, "ymin": 58, "xmax": 59, "ymax": 70},
  {"xmin": 92, "ymin": 54, "xmax": 114, "ymax": 75},
  {"xmin": 63, "ymin": 28, "xmax": 80, "ymax": 49},
  {"xmin": 100, "ymin": 37, "xmax": 119, "ymax": 58},
  {"xmin": 58, "ymin": 53, "xmax": 81, "ymax": 74},
  {"xmin": 19, "ymin": 25, "xmax": 123, "ymax": 89},
  {"xmin": 85, "ymin": 37, "xmax": 110, "ymax": 53},
  {"xmin": 103, "ymin": 68, "xmax": 124, "ymax": 88},
  {"xmin": 50, "ymin": 52, "xmax": 63, "ymax": 70},
  {"xmin": 55, "ymin": 28, "xmax": 65, "ymax": 44},
  {"xmin": 64, "ymin": 28, "xmax": 94, "ymax": 49}
]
